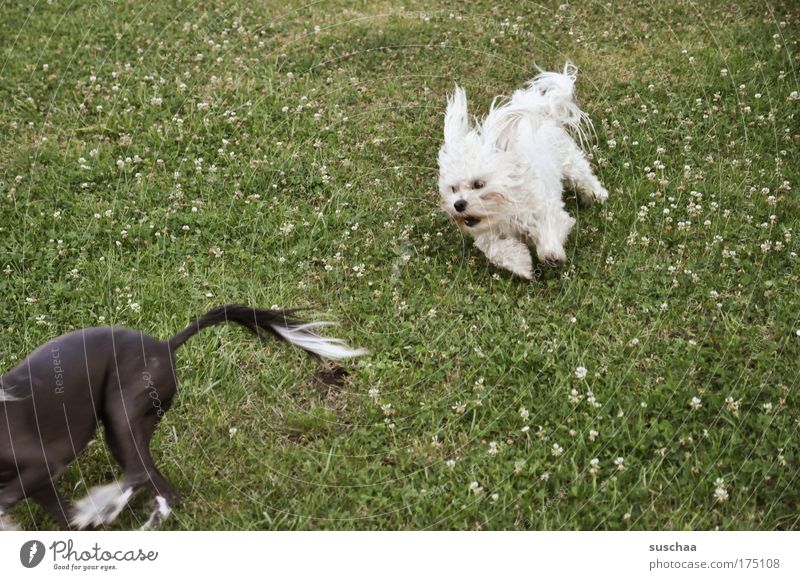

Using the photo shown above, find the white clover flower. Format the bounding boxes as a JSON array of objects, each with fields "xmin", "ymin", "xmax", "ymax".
[
  {"xmin": 574, "ymin": 366, "xmax": 588, "ymax": 380},
  {"xmin": 690, "ymin": 396, "xmax": 702, "ymax": 410},
  {"xmin": 724, "ymin": 396, "xmax": 741, "ymax": 416},
  {"xmin": 551, "ymin": 443, "xmax": 564, "ymax": 457},
  {"xmin": 586, "ymin": 390, "xmax": 601, "ymax": 408},
  {"xmin": 713, "ymin": 478, "xmax": 729, "ymax": 502},
  {"xmin": 614, "ymin": 457, "xmax": 626, "ymax": 471}
]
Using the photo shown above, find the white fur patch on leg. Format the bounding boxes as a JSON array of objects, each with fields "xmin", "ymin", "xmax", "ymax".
[
  {"xmin": 70, "ymin": 482, "xmax": 134, "ymax": 529},
  {"xmin": 0, "ymin": 509, "xmax": 19, "ymax": 531},
  {"xmin": 139, "ymin": 496, "xmax": 172, "ymax": 531}
]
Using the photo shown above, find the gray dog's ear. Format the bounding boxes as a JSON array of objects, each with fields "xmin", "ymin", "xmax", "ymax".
[{"xmin": 444, "ymin": 85, "xmax": 469, "ymax": 145}]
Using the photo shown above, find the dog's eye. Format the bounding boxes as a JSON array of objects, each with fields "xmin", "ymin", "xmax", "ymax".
[
  {"xmin": 472, "ymin": 179, "xmax": 485, "ymax": 190},
  {"xmin": 450, "ymin": 185, "xmax": 459, "ymax": 193}
]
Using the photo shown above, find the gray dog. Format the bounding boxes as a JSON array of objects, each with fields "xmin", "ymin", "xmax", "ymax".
[{"xmin": 0, "ymin": 304, "xmax": 365, "ymax": 530}]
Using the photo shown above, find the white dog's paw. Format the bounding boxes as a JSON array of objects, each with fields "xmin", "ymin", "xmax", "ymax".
[
  {"xmin": 503, "ymin": 251, "xmax": 534, "ymax": 279},
  {"xmin": 593, "ymin": 186, "xmax": 609, "ymax": 204},
  {"xmin": 578, "ymin": 186, "xmax": 609, "ymax": 206},
  {"xmin": 536, "ymin": 243, "xmax": 567, "ymax": 267}
]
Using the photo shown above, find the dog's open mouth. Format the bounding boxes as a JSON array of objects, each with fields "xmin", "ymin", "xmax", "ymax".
[{"xmin": 464, "ymin": 217, "xmax": 481, "ymax": 227}]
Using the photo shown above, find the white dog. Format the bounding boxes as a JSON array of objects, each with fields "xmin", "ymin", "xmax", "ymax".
[{"xmin": 437, "ymin": 63, "xmax": 608, "ymax": 279}]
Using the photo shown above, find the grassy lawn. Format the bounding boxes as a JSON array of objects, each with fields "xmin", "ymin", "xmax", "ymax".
[{"xmin": 0, "ymin": 0, "xmax": 798, "ymax": 530}]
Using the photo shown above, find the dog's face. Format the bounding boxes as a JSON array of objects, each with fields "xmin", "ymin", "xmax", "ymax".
[{"xmin": 437, "ymin": 86, "xmax": 521, "ymax": 236}]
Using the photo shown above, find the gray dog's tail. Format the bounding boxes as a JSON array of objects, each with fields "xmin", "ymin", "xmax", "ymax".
[{"xmin": 167, "ymin": 304, "xmax": 367, "ymax": 361}]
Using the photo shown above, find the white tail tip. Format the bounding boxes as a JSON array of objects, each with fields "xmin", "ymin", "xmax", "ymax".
[
  {"xmin": 272, "ymin": 321, "xmax": 368, "ymax": 360},
  {"xmin": 70, "ymin": 482, "xmax": 134, "ymax": 529},
  {"xmin": 0, "ymin": 388, "xmax": 20, "ymax": 402}
]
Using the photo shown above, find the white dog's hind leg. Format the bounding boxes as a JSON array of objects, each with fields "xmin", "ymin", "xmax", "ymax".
[
  {"xmin": 563, "ymin": 144, "xmax": 608, "ymax": 205},
  {"xmin": 474, "ymin": 232, "xmax": 533, "ymax": 279}
]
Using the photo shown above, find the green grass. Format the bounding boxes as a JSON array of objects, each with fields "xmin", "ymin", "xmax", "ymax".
[{"xmin": 1, "ymin": 0, "xmax": 798, "ymax": 530}]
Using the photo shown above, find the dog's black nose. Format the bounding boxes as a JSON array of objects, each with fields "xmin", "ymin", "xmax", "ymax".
[{"xmin": 454, "ymin": 200, "xmax": 467, "ymax": 212}]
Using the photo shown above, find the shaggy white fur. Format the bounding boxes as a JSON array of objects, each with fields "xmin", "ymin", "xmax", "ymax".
[
  {"xmin": 70, "ymin": 482, "xmax": 134, "ymax": 529},
  {"xmin": 437, "ymin": 63, "xmax": 608, "ymax": 279}
]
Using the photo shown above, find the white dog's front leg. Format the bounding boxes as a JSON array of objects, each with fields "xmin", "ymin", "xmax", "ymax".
[
  {"xmin": 524, "ymin": 203, "xmax": 575, "ymax": 266},
  {"xmin": 473, "ymin": 232, "xmax": 533, "ymax": 279}
]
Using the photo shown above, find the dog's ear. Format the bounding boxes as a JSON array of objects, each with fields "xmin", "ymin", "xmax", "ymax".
[
  {"xmin": 444, "ymin": 85, "xmax": 469, "ymax": 145},
  {"xmin": 479, "ymin": 191, "xmax": 508, "ymax": 203}
]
